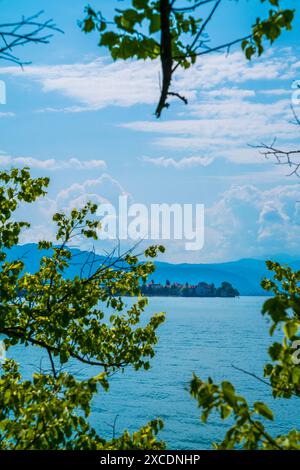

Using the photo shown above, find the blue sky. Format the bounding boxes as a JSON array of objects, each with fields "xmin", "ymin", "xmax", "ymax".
[{"xmin": 0, "ymin": 0, "xmax": 300, "ymax": 263}]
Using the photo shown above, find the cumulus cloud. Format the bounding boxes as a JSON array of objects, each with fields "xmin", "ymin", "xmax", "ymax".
[
  {"xmin": 0, "ymin": 153, "xmax": 107, "ymax": 170},
  {"xmin": 18, "ymin": 173, "xmax": 130, "ymax": 247},
  {"xmin": 205, "ymin": 183, "xmax": 300, "ymax": 260},
  {"xmin": 55, "ymin": 173, "xmax": 129, "ymax": 211},
  {"xmin": 16, "ymin": 172, "xmax": 300, "ymax": 263},
  {"xmin": 4, "ymin": 48, "xmax": 300, "ymax": 261},
  {"xmin": 142, "ymin": 155, "xmax": 214, "ymax": 169}
]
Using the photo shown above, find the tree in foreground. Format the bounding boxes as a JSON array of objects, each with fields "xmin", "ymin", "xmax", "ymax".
[
  {"xmin": 0, "ymin": 168, "xmax": 165, "ymax": 449},
  {"xmin": 191, "ymin": 261, "xmax": 300, "ymax": 449},
  {"xmin": 81, "ymin": 0, "xmax": 295, "ymax": 117}
]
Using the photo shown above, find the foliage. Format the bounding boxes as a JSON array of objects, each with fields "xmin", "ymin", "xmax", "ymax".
[
  {"xmin": 190, "ymin": 261, "xmax": 300, "ymax": 450},
  {"xmin": 261, "ymin": 261, "xmax": 300, "ymax": 398},
  {"xmin": 80, "ymin": 0, "xmax": 295, "ymax": 116},
  {"xmin": 0, "ymin": 360, "xmax": 164, "ymax": 450},
  {"xmin": 0, "ymin": 168, "xmax": 166, "ymax": 449}
]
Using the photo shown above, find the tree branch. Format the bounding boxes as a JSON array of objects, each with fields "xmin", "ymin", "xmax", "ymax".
[
  {"xmin": 172, "ymin": 0, "xmax": 216, "ymax": 12},
  {"xmin": 252, "ymin": 140, "xmax": 300, "ymax": 177},
  {"xmin": 0, "ymin": 11, "xmax": 63, "ymax": 65},
  {"xmin": 47, "ymin": 348, "xmax": 57, "ymax": 379},
  {"xmin": 1, "ymin": 327, "xmax": 128, "ymax": 371},
  {"xmin": 155, "ymin": 0, "xmax": 173, "ymax": 118},
  {"xmin": 189, "ymin": 0, "xmax": 222, "ymax": 52},
  {"xmin": 232, "ymin": 364, "xmax": 300, "ymax": 399}
]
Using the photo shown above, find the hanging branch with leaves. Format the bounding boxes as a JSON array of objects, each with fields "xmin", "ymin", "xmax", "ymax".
[
  {"xmin": 0, "ymin": 167, "xmax": 166, "ymax": 449},
  {"xmin": 80, "ymin": 0, "xmax": 295, "ymax": 117}
]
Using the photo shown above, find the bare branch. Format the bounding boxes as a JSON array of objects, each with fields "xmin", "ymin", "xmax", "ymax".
[
  {"xmin": 1, "ymin": 326, "xmax": 129, "ymax": 371},
  {"xmin": 232, "ymin": 364, "xmax": 300, "ymax": 399},
  {"xmin": 0, "ymin": 11, "xmax": 63, "ymax": 66},
  {"xmin": 291, "ymin": 103, "xmax": 300, "ymax": 126},
  {"xmin": 172, "ymin": 0, "xmax": 216, "ymax": 12},
  {"xmin": 252, "ymin": 141, "xmax": 300, "ymax": 177},
  {"xmin": 47, "ymin": 348, "xmax": 57, "ymax": 379},
  {"xmin": 189, "ymin": 0, "xmax": 222, "ymax": 52}
]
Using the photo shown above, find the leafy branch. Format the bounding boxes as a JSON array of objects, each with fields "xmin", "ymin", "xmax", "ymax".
[
  {"xmin": 0, "ymin": 167, "xmax": 166, "ymax": 449},
  {"xmin": 190, "ymin": 261, "xmax": 300, "ymax": 449},
  {"xmin": 80, "ymin": 0, "xmax": 294, "ymax": 117}
]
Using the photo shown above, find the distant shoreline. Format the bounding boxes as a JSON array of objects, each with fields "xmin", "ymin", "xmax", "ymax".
[
  {"xmin": 140, "ymin": 280, "xmax": 240, "ymax": 298},
  {"xmin": 126, "ymin": 294, "xmax": 269, "ymax": 298},
  {"xmin": 140, "ymin": 295, "xmax": 240, "ymax": 298}
]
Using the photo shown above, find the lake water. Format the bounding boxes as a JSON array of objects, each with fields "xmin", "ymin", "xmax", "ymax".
[{"xmin": 9, "ymin": 296, "xmax": 299, "ymax": 449}]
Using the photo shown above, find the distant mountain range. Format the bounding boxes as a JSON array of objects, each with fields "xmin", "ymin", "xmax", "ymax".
[{"xmin": 5, "ymin": 244, "xmax": 300, "ymax": 296}]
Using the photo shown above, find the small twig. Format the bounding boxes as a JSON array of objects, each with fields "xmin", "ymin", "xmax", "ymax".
[
  {"xmin": 168, "ymin": 91, "xmax": 188, "ymax": 105},
  {"xmin": 47, "ymin": 348, "xmax": 57, "ymax": 379},
  {"xmin": 172, "ymin": 0, "xmax": 216, "ymax": 12},
  {"xmin": 0, "ymin": 11, "xmax": 63, "ymax": 66},
  {"xmin": 231, "ymin": 364, "xmax": 300, "ymax": 399}
]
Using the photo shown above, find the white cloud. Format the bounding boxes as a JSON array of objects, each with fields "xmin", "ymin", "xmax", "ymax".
[
  {"xmin": 4, "ymin": 48, "xmax": 300, "ymax": 261},
  {"xmin": 55, "ymin": 173, "xmax": 129, "ymax": 211},
  {"xmin": 16, "ymin": 169, "xmax": 300, "ymax": 263},
  {"xmin": 0, "ymin": 49, "xmax": 296, "ymax": 112},
  {"xmin": 1, "ymin": 49, "xmax": 298, "ymax": 167},
  {"xmin": 98, "ymin": 48, "xmax": 298, "ymax": 166},
  {"xmin": 205, "ymin": 88, "xmax": 256, "ymax": 99},
  {"xmin": 121, "ymin": 92, "xmax": 297, "ymax": 164},
  {"xmin": 18, "ymin": 173, "xmax": 130, "ymax": 247},
  {"xmin": 259, "ymin": 89, "xmax": 291, "ymax": 96},
  {"xmin": 174, "ymin": 50, "xmax": 294, "ymax": 91},
  {"xmin": 0, "ymin": 112, "xmax": 15, "ymax": 117},
  {"xmin": 205, "ymin": 183, "xmax": 300, "ymax": 260},
  {"xmin": 142, "ymin": 155, "xmax": 214, "ymax": 169},
  {"xmin": 0, "ymin": 154, "xmax": 107, "ymax": 170},
  {"xmin": 0, "ymin": 59, "xmax": 160, "ymax": 110}
]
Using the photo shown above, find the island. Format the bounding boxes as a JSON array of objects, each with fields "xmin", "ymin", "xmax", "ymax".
[{"xmin": 141, "ymin": 280, "xmax": 239, "ymax": 298}]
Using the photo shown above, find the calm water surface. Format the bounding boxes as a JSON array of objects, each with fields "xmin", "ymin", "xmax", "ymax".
[{"xmin": 10, "ymin": 297, "xmax": 299, "ymax": 449}]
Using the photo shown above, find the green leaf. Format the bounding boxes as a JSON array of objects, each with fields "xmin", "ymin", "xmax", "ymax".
[
  {"xmin": 221, "ymin": 381, "xmax": 236, "ymax": 406},
  {"xmin": 220, "ymin": 404, "xmax": 232, "ymax": 419},
  {"xmin": 254, "ymin": 402, "xmax": 274, "ymax": 421},
  {"xmin": 149, "ymin": 14, "xmax": 161, "ymax": 34},
  {"xmin": 83, "ymin": 17, "xmax": 95, "ymax": 33},
  {"xmin": 245, "ymin": 45, "xmax": 255, "ymax": 60},
  {"xmin": 283, "ymin": 321, "xmax": 299, "ymax": 339},
  {"xmin": 133, "ymin": 0, "xmax": 148, "ymax": 9}
]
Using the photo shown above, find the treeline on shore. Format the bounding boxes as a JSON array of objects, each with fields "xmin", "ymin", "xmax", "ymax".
[{"xmin": 140, "ymin": 280, "xmax": 240, "ymax": 298}]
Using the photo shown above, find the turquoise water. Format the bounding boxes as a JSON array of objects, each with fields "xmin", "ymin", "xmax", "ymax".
[{"xmin": 9, "ymin": 297, "xmax": 299, "ymax": 449}]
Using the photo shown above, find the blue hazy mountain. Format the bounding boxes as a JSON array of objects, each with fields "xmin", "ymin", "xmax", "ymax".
[{"xmin": 6, "ymin": 244, "xmax": 300, "ymax": 296}]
